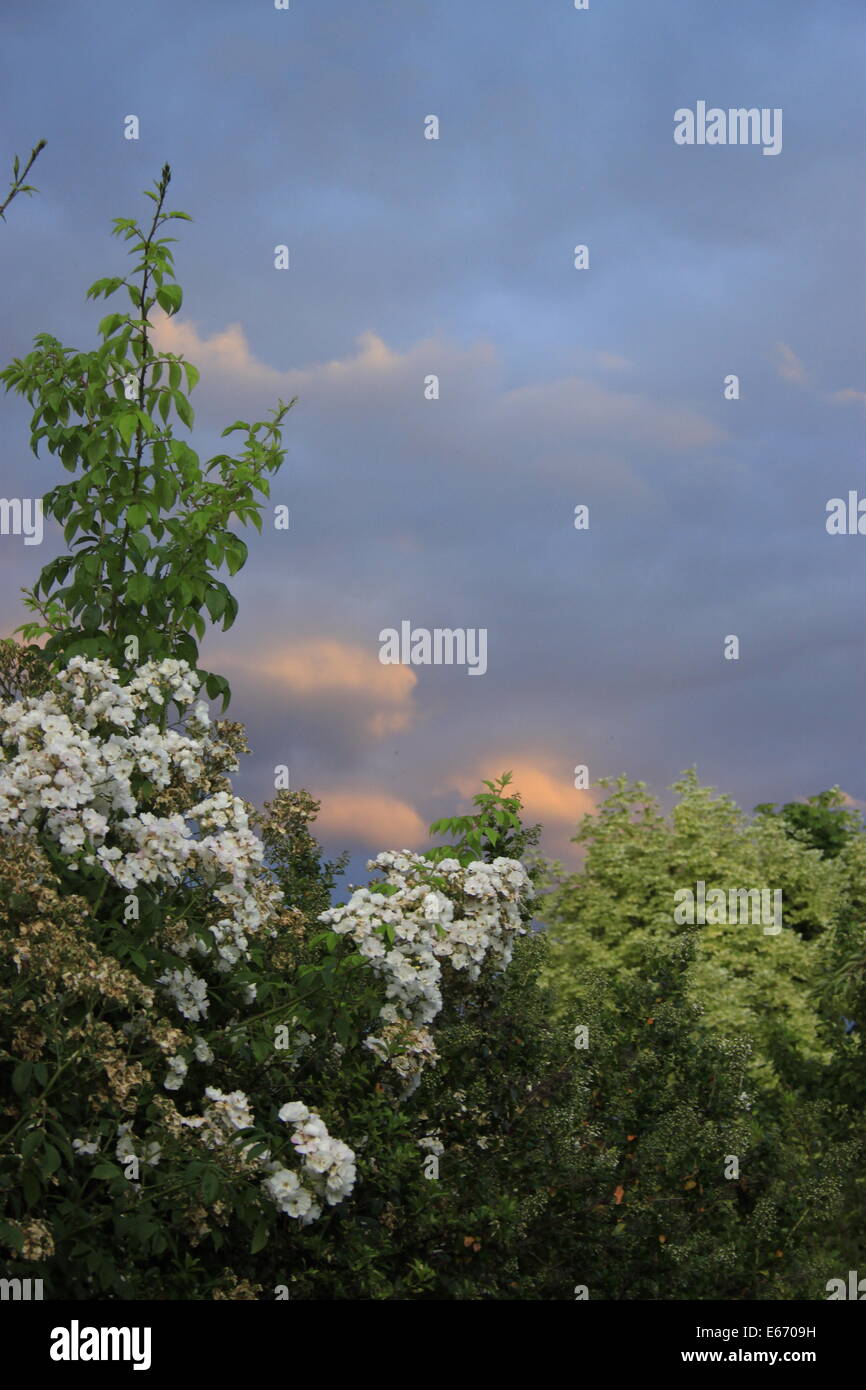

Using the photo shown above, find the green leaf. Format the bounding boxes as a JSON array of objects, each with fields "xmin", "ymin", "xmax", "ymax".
[
  {"xmin": 156, "ymin": 284, "xmax": 183, "ymax": 315},
  {"xmin": 98, "ymin": 312, "xmax": 126, "ymax": 338},
  {"xmin": 12, "ymin": 1061, "xmax": 33, "ymax": 1095},
  {"xmin": 22, "ymin": 1171, "xmax": 40, "ymax": 1206},
  {"xmin": 42, "ymin": 1143, "xmax": 62, "ymax": 1176},
  {"xmin": 116, "ymin": 413, "xmax": 138, "ymax": 450},
  {"xmin": 202, "ymin": 1169, "xmax": 220, "ymax": 1204},
  {"xmin": 250, "ymin": 1221, "xmax": 270, "ymax": 1254},
  {"xmin": 224, "ymin": 538, "xmax": 248, "ymax": 576},
  {"xmin": 21, "ymin": 1130, "xmax": 44, "ymax": 1163},
  {"xmin": 204, "ymin": 587, "xmax": 227, "ymax": 621},
  {"xmin": 0, "ymin": 1221, "xmax": 24, "ymax": 1252},
  {"xmin": 127, "ymin": 572, "xmax": 151, "ymax": 603},
  {"xmin": 173, "ymin": 390, "xmax": 194, "ymax": 428}
]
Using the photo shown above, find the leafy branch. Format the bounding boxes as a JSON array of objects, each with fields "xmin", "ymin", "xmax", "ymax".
[{"xmin": 0, "ymin": 140, "xmax": 47, "ymax": 222}]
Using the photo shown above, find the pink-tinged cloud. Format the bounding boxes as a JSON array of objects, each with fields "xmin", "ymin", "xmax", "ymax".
[
  {"xmin": 219, "ymin": 638, "xmax": 417, "ymax": 738},
  {"xmin": 151, "ymin": 314, "xmax": 494, "ymax": 400},
  {"xmin": 827, "ymin": 388, "xmax": 866, "ymax": 406},
  {"xmin": 151, "ymin": 314, "xmax": 286, "ymax": 390},
  {"xmin": 493, "ymin": 376, "xmax": 724, "ymax": 454},
  {"xmin": 774, "ymin": 342, "xmax": 808, "ymax": 386},
  {"xmin": 314, "ymin": 790, "xmax": 427, "ymax": 848},
  {"xmin": 448, "ymin": 758, "xmax": 598, "ymax": 861},
  {"xmin": 150, "ymin": 315, "xmax": 719, "ymax": 474}
]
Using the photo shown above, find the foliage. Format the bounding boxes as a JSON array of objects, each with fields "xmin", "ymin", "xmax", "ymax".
[
  {"xmin": 541, "ymin": 771, "xmax": 845, "ymax": 1090},
  {"xmin": 0, "ymin": 165, "xmax": 293, "ymax": 707},
  {"xmin": 754, "ymin": 787, "xmax": 863, "ymax": 860},
  {"xmin": 540, "ymin": 771, "xmax": 865, "ymax": 1295}
]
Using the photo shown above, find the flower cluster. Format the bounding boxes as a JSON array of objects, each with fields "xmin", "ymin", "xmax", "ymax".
[
  {"xmin": 167, "ymin": 1089, "xmax": 356, "ymax": 1225},
  {"xmin": 181, "ymin": 1086, "xmax": 256, "ymax": 1145},
  {"xmin": 115, "ymin": 1122, "xmax": 162, "ymax": 1168},
  {"xmin": 157, "ymin": 967, "xmax": 210, "ymax": 1024},
  {"xmin": 364, "ymin": 1022, "xmax": 439, "ymax": 1094},
  {"xmin": 263, "ymin": 1102, "xmax": 357, "ymax": 1223},
  {"xmin": 320, "ymin": 851, "xmax": 531, "ymax": 1086},
  {"xmin": 0, "ymin": 657, "xmax": 282, "ymax": 1019}
]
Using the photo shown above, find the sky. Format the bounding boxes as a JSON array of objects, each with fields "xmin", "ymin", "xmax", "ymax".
[{"xmin": 1, "ymin": 0, "xmax": 864, "ymax": 886}]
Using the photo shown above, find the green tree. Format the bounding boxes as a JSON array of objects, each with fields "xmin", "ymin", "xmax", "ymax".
[
  {"xmin": 0, "ymin": 163, "xmax": 293, "ymax": 705},
  {"xmin": 755, "ymin": 787, "xmax": 863, "ymax": 860},
  {"xmin": 542, "ymin": 771, "xmax": 843, "ymax": 1091}
]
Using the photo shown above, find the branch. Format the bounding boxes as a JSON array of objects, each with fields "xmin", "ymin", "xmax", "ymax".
[{"xmin": 0, "ymin": 140, "xmax": 47, "ymax": 222}]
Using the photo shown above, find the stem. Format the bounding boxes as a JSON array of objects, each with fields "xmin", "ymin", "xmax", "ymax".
[
  {"xmin": 0, "ymin": 140, "xmax": 46, "ymax": 221},
  {"xmin": 2, "ymin": 1054, "xmax": 79, "ymax": 1152},
  {"xmin": 108, "ymin": 164, "xmax": 172, "ymax": 643}
]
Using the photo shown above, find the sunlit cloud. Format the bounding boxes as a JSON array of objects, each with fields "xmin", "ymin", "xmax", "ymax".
[
  {"xmin": 314, "ymin": 789, "xmax": 427, "ymax": 847},
  {"xmin": 218, "ymin": 638, "xmax": 417, "ymax": 739},
  {"xmin": 448, "ymin": 757, "xmax": 598, "ymax": 861},
  {"xmin": 774, "ymin": 342, "xmax": 808, "ymax": 386}
]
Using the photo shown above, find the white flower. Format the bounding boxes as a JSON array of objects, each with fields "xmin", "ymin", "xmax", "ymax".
[
  {"xmin": 115, "ymin": 1123, "xmax": 161, "ymax": 1167},
  {"xmin": 278, "ymin": 1102, "xmax": 309, "ymax": 1125},
  {"xmin": 72, "ymin": 1138, "xmax": 100, "ymax": 1157},
  {"xmin": 158, "ymin": 967, "xmax": 209, "ymax": 1023},
  {"xmin": 164, "ymin": 1054, "xmax": 188, "ymax": 1091},
  {"xmin": 418, "ymin": 1134, "xmax": 444, "ymax": 1156},
  {"xmin": 318, "ymin": 851, "xmax": 530, "ymax": 1084}
]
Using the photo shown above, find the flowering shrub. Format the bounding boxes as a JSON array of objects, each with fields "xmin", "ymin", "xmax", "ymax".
[
  {"xmin": 0, "ymin": 170, "xmax": 567, "ymax": 1299},
  {"xmin": 0, "ymin": 651, "xmax": 537, "ymax": 1295},
  {"xmin": 321, "ymin": 850, "xmax": 530, "ymax": 1092},
  {"xmin": 0, "ymin": 657, "xmax": 279, "ymax": 976}
]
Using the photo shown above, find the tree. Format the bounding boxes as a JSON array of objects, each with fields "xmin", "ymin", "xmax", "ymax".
[
  {"xmin": 0, "ymin": 164, "xmax": 293, "ymax": 706},
  {"xmin": 754, "ymin": 788, "xmax": 863, "ymax": 860},
  {"xmin": 539, "ymin": 770, "xmax": 864, "ymax": 1295},
  {"xmin": 542, "ymin": 771, "xmax": 843, "ymax": 1091}
]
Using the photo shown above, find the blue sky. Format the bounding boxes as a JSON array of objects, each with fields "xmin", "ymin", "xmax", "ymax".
[{"xmin": 1, "ymin": 0, "xmax": 864, "ymax": 879}]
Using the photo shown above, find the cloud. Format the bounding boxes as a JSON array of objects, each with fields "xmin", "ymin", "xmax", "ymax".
[
  {"xmin": 152, "ymin": 315, "xmax": 721, "ymax": 470},
  {"xmin": 774, "ymin": 342, "xmax": 808, "ymax": 386},
  {"xmin": 827, "ymin": 388, "xmax": 866, "ymax": 406},
  {"xmin": 313, "ymin": 789, "xmax": 427, "ymax": 847},
  {"xmin": 220, "ymin": 638, "xmax": 417, "ymax": 738},
  {"xmin": 152, "ymin": 314, "xmax": 494, "ymax": 401},
  {"xmin": 494, "ymin": 376, "xmax": 723, "ymax": 456},
  {"xmin": 152, "ymin": 314, "xmax": 286, "ymax": 390},
  {"xmin": 594, "ymin": 351, "xmax": 632, "ymax": 371}
]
